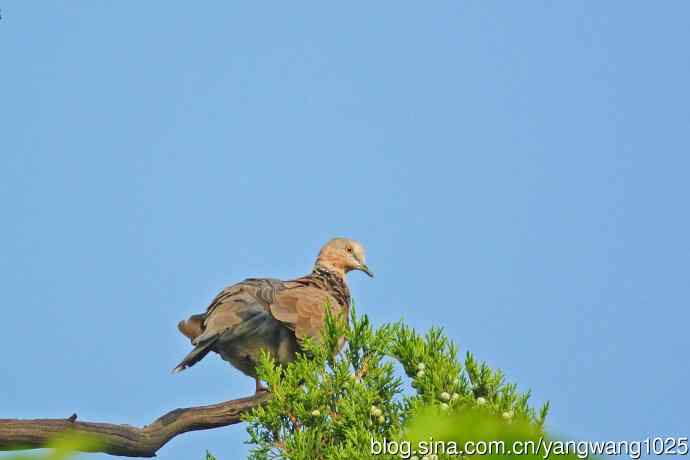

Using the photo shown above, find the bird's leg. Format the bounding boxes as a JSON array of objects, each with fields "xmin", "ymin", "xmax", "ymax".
[{"xmin": 255, "ymin": 378, "xmax": 269, "ymax": 394}]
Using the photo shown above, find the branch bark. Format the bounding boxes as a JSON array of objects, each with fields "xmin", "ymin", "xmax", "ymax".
[{"xmin": 0, "ymin": 392, "xmax": 270, "ymax": 457}]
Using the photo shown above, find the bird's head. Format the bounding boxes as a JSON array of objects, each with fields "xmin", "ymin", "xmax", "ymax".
[{"xmin": 314, "ymin": 237, "xmax": 373, "ymax": 278}]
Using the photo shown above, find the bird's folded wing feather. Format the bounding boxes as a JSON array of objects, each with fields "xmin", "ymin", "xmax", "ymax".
[
  {"xmin": 269, "ymin": 287, "xmax": 342, "ymax": 341},
  {"xmin": 190, "ymin": 278, "xmax": 284, "ymax": 344},
  {"xmin": 180, "ymin": 277, "xmax": 343, "ymax": 344}
]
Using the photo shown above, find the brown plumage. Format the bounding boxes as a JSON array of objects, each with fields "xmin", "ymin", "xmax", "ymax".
[{"xmin": 173, "ymin": 238, "xmax": 373, "ymax": 392}]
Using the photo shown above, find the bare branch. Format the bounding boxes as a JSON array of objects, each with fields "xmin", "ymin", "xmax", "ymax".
[{"xmin": 0, "ymin": 393, "xmax": 271, "ymax": 457}]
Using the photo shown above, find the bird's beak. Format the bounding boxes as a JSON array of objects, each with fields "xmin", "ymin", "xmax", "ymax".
[{"xmin": 358, "ymin": 264, "xmax": 374, "ymax": 278}]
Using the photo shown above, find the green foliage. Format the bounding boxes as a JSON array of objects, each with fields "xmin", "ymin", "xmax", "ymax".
[
  {"xmin": 242, "ymin": 306, "xmax": 549, "ymax": 459},
  {"xmin": 4, "ymin": 432, "xmax": 102, "ymax": 460}
]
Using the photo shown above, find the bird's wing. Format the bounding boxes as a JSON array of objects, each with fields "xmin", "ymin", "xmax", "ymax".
[
  {"xmin": 176, "ymin": 286, "xmax": 244, "ymax": 343},
  {"xmin": 189, "ymin": 278, "xmax": 287, "ymax": 345},
  {"xmin": 269, "ymin": 286, "xmax": 344, "ymax": 341},
  {"xmin": 174, "ymin": 278, "xmax": 290, "ymax": 373}
]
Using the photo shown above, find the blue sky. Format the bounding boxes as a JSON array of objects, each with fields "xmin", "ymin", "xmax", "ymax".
[{"xmin": 2, "ymin": 2, "xmax": 689, "ymax": 459}]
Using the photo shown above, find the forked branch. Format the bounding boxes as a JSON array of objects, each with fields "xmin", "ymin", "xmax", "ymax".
[{"xmin": 0, "ymin": 393, "xmax": 270, "ymax": 457}]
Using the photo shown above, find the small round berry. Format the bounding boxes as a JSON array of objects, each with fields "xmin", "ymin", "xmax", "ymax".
[
  {"xmin": 439, "ymin": 392, "xmax": 451, "ymax": 402},
  {"xmin": 440, "ymin": 403, "xmax": 449, "ymax": 411},
  {"xmin": 311, "ymin": 409, "xmax": 320, "ymax": 417},
  {"xmin": 371, "ymin": 407, "xmax": 382, "ymax": 418},
  {"xmin": 476, "ymin": 396, "xmax": 487, "ymax": 405},
  {"xmin": 416, "ymin": 370, "xmax": 425, "ymax": 378},
  {"xmin": 451, "ymin": 393, "xmax": 459, "ymax": 401},
  {"xmin": 417, "ymin": 362, "xmax": 426, "ymax": 371},
  {"xmin": 377, "ymin": 415, "xmax": 385, "ymax": 424},
  {"xmin": 502, "ymin": 410, "xmax": 514, "ymax": 420}
]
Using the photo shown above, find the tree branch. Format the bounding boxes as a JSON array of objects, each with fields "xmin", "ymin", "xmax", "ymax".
[{"xmin": 0, "ymin": 392, "xmax": 271, "ymax": 457}]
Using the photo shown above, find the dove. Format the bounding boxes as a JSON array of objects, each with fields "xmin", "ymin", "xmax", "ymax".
[{"xmin": 173, "ymin": 237, "xmax": 373, "ymax": 393}]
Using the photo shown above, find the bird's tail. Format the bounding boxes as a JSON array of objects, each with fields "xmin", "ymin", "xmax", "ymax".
[
  {"xmin": 172, "ymin": 337, "xmax": 217, "ymax": 374},
  {"xmin": 178, "ymin": 314, "xmax": 206, "ymax": 342}
]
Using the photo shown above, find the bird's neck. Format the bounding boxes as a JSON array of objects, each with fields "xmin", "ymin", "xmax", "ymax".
[
  {"xmin": 313, "ymin": 261, "xmax": 346, "ymax": 279},
  {"xmin": 310, "ymin": 265, "xmax": 351, "ymax": 307}
]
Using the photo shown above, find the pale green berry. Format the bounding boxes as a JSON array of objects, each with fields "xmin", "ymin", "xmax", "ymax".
[
  {"xmin": 377, "ymin": 415, "xmax": 385, "ymax": 424},
  {"xmin": 371, "ymin": 406, "xmax": 382, "ymax": 418},
  {"xmin": 417, "ymin": 362, "xmax": 426, "ymax": 371},
  {"xmin": 502, "ymin": 410, "xmax": 514, "ymax": 420},
  {"xmin": 416, "ymin": 370, "xmax": 425, "ymax": 378},
  {"xmin": 453, "ymin": 377, "xmax": 460, "ymax": 386},
  {"xmin": 476, "ymin": 396, "xmax": 487, "ymax": 405},
  {"xmin": 311, "ymin": 409, "xmax": 320, "ymax": 417},
  {"xmin": 439, "ymin": 392, "xmax": 451, "ymax": 402},
  {"xmin": 451, "ymin": 393, "xmax": 459, "ymax": 401},
  {"xmin": 440, "ymin": 402, "xmax": 449, "ymax": 410}
]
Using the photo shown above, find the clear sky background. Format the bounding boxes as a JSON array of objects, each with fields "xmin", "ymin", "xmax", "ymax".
[{"xmin": 2, "ymin": 2, "xmax": 689, "ymax": 459}]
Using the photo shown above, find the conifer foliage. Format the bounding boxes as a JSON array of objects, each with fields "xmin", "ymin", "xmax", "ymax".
[{"xmin": 241, "ymin": 306, "xmax": 549, "ymax": 460}]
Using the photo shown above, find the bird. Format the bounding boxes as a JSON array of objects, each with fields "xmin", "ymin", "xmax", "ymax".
[{"xmin": 173, "ymin": 237, "xmax": 373, "ymax": 393}]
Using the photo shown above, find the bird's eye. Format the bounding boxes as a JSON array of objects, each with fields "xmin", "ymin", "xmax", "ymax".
[{"xmin": 346, "ymin": 247, "xmax": 353, "ymax": 253}]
